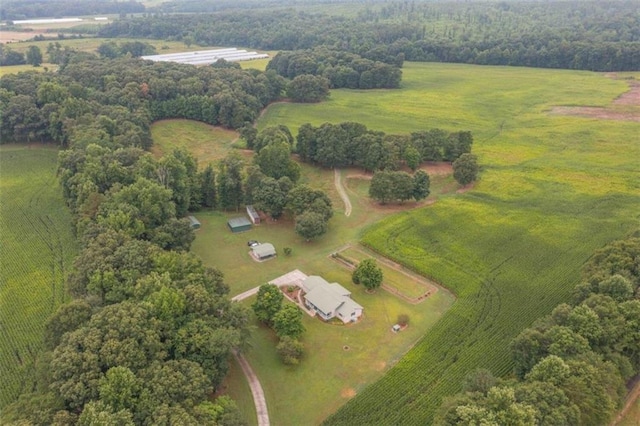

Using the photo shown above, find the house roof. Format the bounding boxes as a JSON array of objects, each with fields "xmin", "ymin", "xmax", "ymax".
[
  {"xmin": 252, "ymin": 243, "xmax": 276, "ymax": 258},
  {"xmin": 301, "ymin": 275, "xmax": 328, "ymax": 293},
  {"xmin": 228, "ymin": 217, "xmax": 252, "ymax": 228},
  {"xmin": 302, "ymin": 276, "xmax": 360, "ymax": 317},
  {"xmin": 305, "ymin": 285, "xmax": 344, "ymax": 316},
  {"xmin": 187, "ymin": 215, "xmax": 200, "ymax": 226},
  {"xmin": 336, "ymin": 297, "xmax": 363, "ymax": 318}
]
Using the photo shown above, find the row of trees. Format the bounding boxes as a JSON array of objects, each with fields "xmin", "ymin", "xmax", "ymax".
[
  {"xmin": 98, "ymin": 1, "xmax": 640, "ymax": 71},
  {"xmin": 294, "ymin": 122, "xmax": 473, "ymax": 170},
  {"xmin": 266, "ymin": 47, "xmax": 402, "ymax": 90},
  {"xmin": 435, "ymin": 236, "xmax": 640, "ymax": 425},
  {"xmin": 252, "ymin": 284, "xmax": 306, "ymax": 365}
]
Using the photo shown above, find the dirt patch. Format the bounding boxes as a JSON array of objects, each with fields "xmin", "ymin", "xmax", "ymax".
[
  {"xmin": 340, "ymin": 388, "xmax": 356, "ymax": 398},
  {"xmin": 0, "ymin": 31, "xmax": 50, "ymax": 43},
  {"xmin": 375, "ymin": 361, "xmax": 386, "ymax": 371},
  {"xmin": 551, "ymin": 76, "xmax": 640, "ymax": 121},
  {"xmin": 420, "ymin": 161, "xmax": 453, "ymax": 176},
  {"xmin": 613, "ymin": 81, "xmax": 640, "ymax": 106}
]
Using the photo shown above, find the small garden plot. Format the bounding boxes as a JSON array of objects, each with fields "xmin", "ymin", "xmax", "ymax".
[{"xmin": 337, "ymin": 246, "xmax": 437, "ymax": 302}]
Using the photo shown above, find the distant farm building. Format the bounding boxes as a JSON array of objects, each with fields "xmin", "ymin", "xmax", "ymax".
[
  {"xmin": 187, "ymin": 215, "xmax": 201, "ymax": 229},
  {"xmin": 141, "ymin": 48, "xmax": 269, "ymax": 66},
  {"xmin": 246, "ymin": 205, "xmax": 260, "ymax": 224},
  {"xmin": 251, "ymin": 243, "xmax": 276, "ymax": 261},
  {"xmin": 301, "ymin": 276, "xmax": 363, "ymax": 323},
  {"xmin": 227, "ymin": 217, "xmax": 252, "ymax": 233}
]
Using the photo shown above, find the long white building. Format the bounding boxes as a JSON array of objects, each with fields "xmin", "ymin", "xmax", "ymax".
[{"xmin": 141, "ymin": 48, "xmax": 268, "ymax": 65}]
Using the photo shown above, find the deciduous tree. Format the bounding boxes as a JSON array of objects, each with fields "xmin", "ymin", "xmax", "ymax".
[
  {"xmin": 453, "ymin": 153, "xmax": 479, "ymax": 185},
  {"xmin": 273, "ymin": 304, "xmax": 305, "ymax": 338},
  {"xmin": 252, "ymin": 284, "xmax": 283, "ymax": 326},
  {"xmin": 353, "ymin": 258, "xmax": 383, "ymax": 290}
]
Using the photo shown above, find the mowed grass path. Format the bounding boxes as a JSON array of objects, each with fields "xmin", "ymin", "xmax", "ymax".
[
  {"xmin": 258, "ymin": 63, "xmax": 640, "ymax": 424},
  {"xmin": 0, "ymin": 145, "xmax": 77, "ymax": 408}
]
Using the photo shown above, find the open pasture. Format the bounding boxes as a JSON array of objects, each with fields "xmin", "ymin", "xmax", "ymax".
[
  {"xmin": 150, "ymin": 119, "xmax": 241, "ymax": 164},
  {"xmin": 0, "ymin": 145, "xmax": 77, "ymax": 408},
  {"xmin": 257, "ymin": 62, "xmax": 640, "ymax": 423}
]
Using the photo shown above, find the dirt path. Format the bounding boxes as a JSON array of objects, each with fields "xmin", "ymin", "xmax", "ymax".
[
  {"xmin": 232, "ymin": 290, "xmax": 270, "ymax": 426},
  {"xmin": 611, "ymin": 374, "xmax": 640, "ymax": 426},
  {"xmin": 334, "ymin": 168, "xmax": 352, "ymax": 217},
  {"xmin": 233, "ymin": 350, "xmax": 270, "ymax": 426}
]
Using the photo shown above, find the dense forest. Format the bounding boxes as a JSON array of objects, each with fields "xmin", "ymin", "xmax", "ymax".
[
  {"xmin": 1, "ymin": 0, "xmax": 144, "ymax": 21},
  {"xmin": 435, "ymin": 236, "xmax": 640, "ymax": 425},
  {"xmin": 99, "ymin": 0, "xmax": 640, "ymax": 71}
]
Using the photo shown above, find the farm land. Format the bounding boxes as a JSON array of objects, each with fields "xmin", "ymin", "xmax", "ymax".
[
  {"xmin": 154, "ymin": 62, "xmax": 640, "ymax": 423},
  {"xmin": 253, "ymin": 62, "xmax": 640, "ymax": 423},
  {"xmin": 0, "ymin": 145, "xmax": 77, "ymax": 407},
  {"xmin": 1, "ymin": 27, "xmax": 639, "ymax": 424}
]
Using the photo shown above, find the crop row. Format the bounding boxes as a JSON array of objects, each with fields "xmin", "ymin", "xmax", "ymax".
[
  {"xmin": 0, "ymin": 148, "xmax": 77, "ymax": 408},
  {"xmin": 325, "ymin": 192, "xmax": 636, "ymax": 424}
]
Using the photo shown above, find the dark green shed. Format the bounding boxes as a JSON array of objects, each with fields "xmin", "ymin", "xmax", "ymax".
[{"xmin": 228, "ymin": 216, "xmax": 252, "ymax": 233}]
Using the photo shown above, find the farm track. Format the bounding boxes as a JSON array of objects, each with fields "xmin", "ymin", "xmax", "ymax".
[{"xmin": 334, "ymin": 169, "xmax": 352, "ymax": 217}]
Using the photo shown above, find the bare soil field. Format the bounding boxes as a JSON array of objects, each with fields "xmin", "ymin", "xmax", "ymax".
[{"xmin": 0, "ymin": 31, "xmax": 50, "ymax": 43}]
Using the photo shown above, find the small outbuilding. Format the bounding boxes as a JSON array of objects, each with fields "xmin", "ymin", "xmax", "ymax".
[
  {"xmin": 246, "ymin": 205, "xmax": 260, "ymax": 224},
  {"xmin": 252, "ymin": 243, "xmax": 276, "ymax": 260},
  {"xmin": 187, "ymin": 215, "xmax": 201, "ymax": 229},
  {"xmin": 227, "ymin": 217, "xmax": 252, "ymax": 233}
]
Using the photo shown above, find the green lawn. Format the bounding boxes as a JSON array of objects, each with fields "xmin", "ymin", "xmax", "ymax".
[
  {"xmin": 338, "ymin": 246, "xmax": 433, "ymax": 300},
  {"xmin": 240, "ymin": 276, "xmax": 454, "ymax": 426},
  {"xmin": 0, "ymin": 145, "xmax": 77, "ymax": 408}
]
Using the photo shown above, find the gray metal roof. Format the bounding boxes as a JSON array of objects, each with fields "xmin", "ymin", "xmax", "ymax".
[
  {"xmin": 252, "ymin": 243, "xmax": 276, "ymax": 258},
  {"xmin": 302, "ymin": 276, "xmax": 362, "ymax": 318},
  {"xmin": 228, "ymin": 217, "xmax": 252, "ymax": 228},
  {"xmin": 305, "ymin": 285, "xmax": 343, "ymax": 316}
]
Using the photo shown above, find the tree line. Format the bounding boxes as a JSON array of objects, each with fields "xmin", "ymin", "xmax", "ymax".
[
  {"xmin": 435, "ymin": 235, "xmax": 640, "ymax": 425},
  {"xmin": 98, "ymin": 1, "xmax": 640, "ymax": 72},
  {"xmin": 266, "ymin": 47, "xmax": 402, "ymax": 90},
  {"xmin": 288, "ymin": 122, "xmax": 473, "ymax": 170},
  {"xmin": 1, "ymin": 0, "xmax": 144, "ymax": 21}
]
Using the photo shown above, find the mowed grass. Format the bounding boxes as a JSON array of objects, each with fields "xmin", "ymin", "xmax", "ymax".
[
  {"xmin": 257, "ymin": 62, "xmax": 640, "ymax": 424},
  {"xmin": 0, "ymin": 145, "xmax": 77, "ymax": 408},
  {"xmin": 338, "ymin": 246, "xmax": 433, "ymax": 300},
  {"xmin": 150, "ymin": 119, "xmax": 240, "ymax": 164},
  {"xmin": 239, "ymin": 274, "xmax": 454, "ymax": 426}
]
